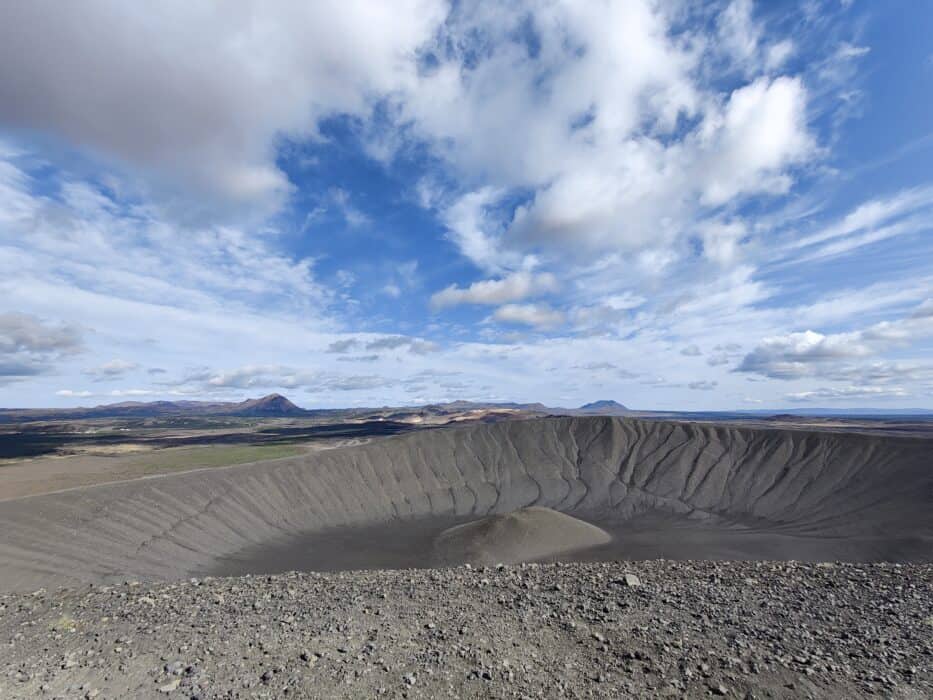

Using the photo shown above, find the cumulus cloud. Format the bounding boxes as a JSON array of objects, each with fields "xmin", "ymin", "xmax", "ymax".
[
  {"xmin": 737, "ymin": 329, "xmax": 873, "ymax": 379},
  {"xmin": 0, "ymin": 1, "xmax": 446, "ymax": 216},
  {"xmin": 737, "ymin": 301, "xmax": 933, "ymax": 380},
  {"xmin": 680, "ymin": 345, "xmax": 702, "ymax": 357},
  {"xmin": 400, "ymin": 2, "xmax": 816, "ymax": 270},
  {"xmin": 0, "ymin": 312, "xmax": 82, "ymax": 384},
  {"xmin": 698, "ymin": 76, "xmax": 813, "ymax": 206},
  {"xmin": 431, "ymin": 271, "xmax": 558, "ymax": 309},
  {"xmin": 492, "ymin": 304, "xmax": 565, "ymax": 330},
  {"xmin": 0, "ymin": 312, "xmax": 82, "ymax": 355}
]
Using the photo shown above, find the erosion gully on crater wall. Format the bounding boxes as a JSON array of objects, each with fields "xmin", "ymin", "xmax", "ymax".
[{"xmin": 0, "ymin": 416, "xmax": 930, "ymax": 591}]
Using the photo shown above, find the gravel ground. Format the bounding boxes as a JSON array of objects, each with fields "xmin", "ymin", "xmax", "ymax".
[{"xmin": 1, "ymin": 560, "xmax": 930, "ymax": 699}]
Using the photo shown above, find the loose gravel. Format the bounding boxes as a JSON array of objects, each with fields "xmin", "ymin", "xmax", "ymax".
[{"xmin": 2, "ymin": 560, "xmax": 930, "ymax": 699}]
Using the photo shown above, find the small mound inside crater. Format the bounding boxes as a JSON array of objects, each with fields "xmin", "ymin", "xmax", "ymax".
[{"xmin": 433, "ymin": 506, "xmax": 612, "ymax": 566}]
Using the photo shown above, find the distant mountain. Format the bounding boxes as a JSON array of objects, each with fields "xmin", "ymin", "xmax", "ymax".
[
  {"xmin": 0, "ymin": 394, "xmax": 310, "ymax": 422},
  {"xmin": 7, "ymin": 392, "xmax": 930, "ymax": 426},
  {"xmin": 225, "ymin": 394, "xmax": 306, "ymax": 417},
  {"xmin": 577, "ymin": 400, "xmax": 630, "ymax": 415}
]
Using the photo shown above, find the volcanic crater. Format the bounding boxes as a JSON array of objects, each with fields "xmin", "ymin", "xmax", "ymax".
[{"xmin": 0, "ymin": 416, "xmax": 931, "ymax": 592}]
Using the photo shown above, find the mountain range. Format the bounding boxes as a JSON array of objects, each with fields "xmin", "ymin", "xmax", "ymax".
[
  {"xmin": 2, "ymin": 395, "xmax": 929, "ymax": 424},
  {"xmin": 0, "ymin": 395, "xmax": 633, "ymax": 424}
]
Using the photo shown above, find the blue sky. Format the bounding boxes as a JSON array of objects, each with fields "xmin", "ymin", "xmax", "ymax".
[{"xmin": 1, "ymin": 0, "xmax": 932, "ymax": 410}]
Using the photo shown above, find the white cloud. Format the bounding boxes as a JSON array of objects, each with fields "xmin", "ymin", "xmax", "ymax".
[
  {"xmin": 765, "ymin": 40, "xmax": 795, "ymax": 70},
  {"xmin": 737, "ymin": 329, "xmax": 870, "ymax": 379},
  {"xmin": 0, "ymin": 1, "xmax": 446, "ymax": 217},
  {"xmin": 492, "ymin": 303, "xmax": 565, "ymax": 329},
  {"xmin": 431, "ymin": 271, "xmax": 558, "ymax": 309},
  {"xmin": 698, "ymin": 76, "xmax": 813, "ymax": 206},
  {"xmin": 398, "ymin": 2, "xmax": 816, "ymax": 271},
  {"xmin": 0, "ymin": 150, "xmax": 329, "ymax": 321},
  {"xmin": 717, "ymin": 0, "xmax": 761, "ymax": 69},
  {"xmin": 55, "ymin": 389, "xmax": 93, "ymax": 398},
  {"xmin": 0, "ymin": 312, "xmax": 83, "ymax": 384},
  {"xmin": 0, "ymin": 312, "xmax": 82, "ymax": 355},
  {"xmin": 698, "ymin": 220, "xmax": 747, "ymax": 265},
  {"xmin": 439, "ymin": 188, "xmax": 512, "ymax": 272},
  {"xmin": 737, "ymin": 301, "xmax": 933, "ymax": 379},
  {"xmin": 779, "ymin": 186, "xmax": 933, "ymax": 263},
  {"xmin": 716, "ymin": 1, "xmax": 794, "ymax": 73}
]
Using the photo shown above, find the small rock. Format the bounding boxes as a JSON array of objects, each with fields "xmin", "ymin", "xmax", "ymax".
[
  {"xmin": 158, "ymin": 679, "xmax": 181, "ymax": 693},
  {"xmin": 165, "ymin": 660, "xmax": 185, "ymax": 675}
]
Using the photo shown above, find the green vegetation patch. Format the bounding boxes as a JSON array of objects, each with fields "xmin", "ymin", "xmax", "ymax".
[{"xmin": 134, "ymin": 443, "xmax": 304, "ymax": 474}]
